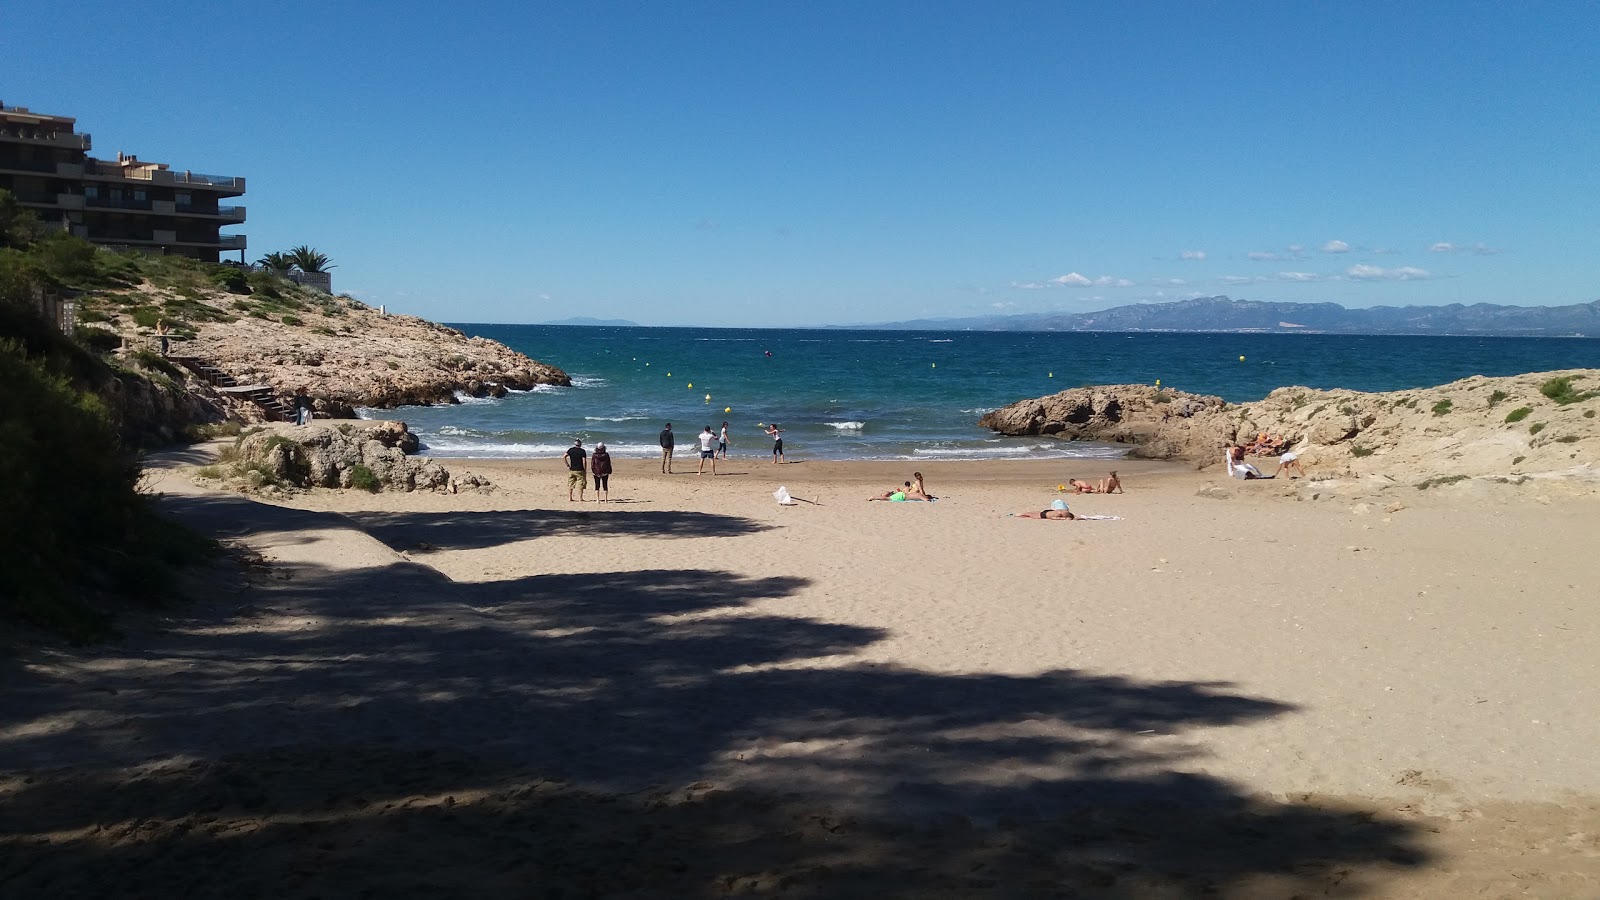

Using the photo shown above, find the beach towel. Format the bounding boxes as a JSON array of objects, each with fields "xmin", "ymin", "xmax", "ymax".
[{"xmin": 1075, "ymin": 514, "xmax": 1122, "ymax": 520}]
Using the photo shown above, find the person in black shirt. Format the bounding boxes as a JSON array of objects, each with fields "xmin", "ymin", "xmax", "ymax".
[
  {"xmin": 658, "ymin": 422, "xmax": 675, "ymax": 474},
  {"xmin": 565, "ymin": 439, "xmax": 588, "ymax": 502},
  {"xmin": 590, "ymin": 442, "xmax": 613, "ymax": 502}
]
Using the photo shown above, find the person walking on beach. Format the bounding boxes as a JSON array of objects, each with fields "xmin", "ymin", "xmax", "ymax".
[
  {"xmin": 697, "ymin": 425, "xmax": 719, "ymax": 475},
  {"xmin": 565, "ymin": 438, "xmax": 589, "ymax": 501},
  {"xmin": 292, "ymin": 386, "xmax": 314, "ymax": 426},
  {"xmin": 766, "ymin": 423, "xmax": 785, "ymax": 464},
  {"xmin": 658, "ymin": 422, "xmax": 675, "ymax": 473},
  {"xmin": 718, "ymin": 421, "xmax": 730, "ymax": 459},
  {"xmin": 590, "ymin": 442, "xmax": 613, "ymax": 502}
]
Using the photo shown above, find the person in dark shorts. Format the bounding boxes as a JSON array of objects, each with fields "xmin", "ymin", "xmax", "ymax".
[
  {"xmin": 590, "ymin": 442, "xmax": 612, "ymax": 502},
  {"xmin": 718, "ymin": 421, "xmax": 730, "ymax": 459},
  {"xmin": 697, "ymin": 425, "xmax": 718, "ymax": 475},
  {"xmin": 658, "ymin": 423, "xmax": 675, "ymax": 474},
  {"xmin": 766, "ymin": 423, "xmax": 785, "ymax": 464},
  {"xmin": 564, "ymin": 439, "xmax": 588, "ymax": 502}
]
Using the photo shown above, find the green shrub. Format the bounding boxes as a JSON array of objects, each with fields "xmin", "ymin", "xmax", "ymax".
[
  {"xmin": 1350, "ymin": 444, "xmax": 1375, "ymax": 458},
  {"xmin": 185, "ymin": 420, "xmax": 243, "ymax": 442},
  {"xmin": 281, "ymin": 314, "xmax": 303, "ymax": 326},
  {"xmin": 1586, "ymin": 410, "xmax": 1596, "ymax": 419},
  {"xmin": 1431, "ymin": 399, "xmax": 1453, "ymax": 416},
  {"xmin": 129, "ymin": 306, "xmax": 161, "ymax": 328},
  {"xmin": 1488, "ymin": 389, "xmax": 1508, "ymax": 406},
  {"xmin": 1539, "ymin": 375, "xmax": 1599, "ymax": 406},
  {"xmin": 1504, "ymin": 406, "xmax": 1533, "ymax": 423},
  {"xmin": 349, "ymin": 464, "xmax": 381, "ymax": 492},
  {"xmin": 1416, "ymin": 474, "xmax": 1469, "ymax": 490},
  {"xmin": 75, "ymin": 326, "xmax": 123, "ymax": 354},
  {"xmin": 1512, "ymin": 455, "xmax": 1525, "ymax": 465},
  {"xmin": 1529, "ymin": 422, "xmax": 1545, "ymax": 435},
  {"xmin": 130, "ymin": 348, "xmax": 182, "ymax": 379},
  {"xmin": 208, "ymin": 266, "xmax": 250, "ymax": 294},
  {"xmin": 1555, "ymin": 435, "xmax": 1580, "ymax": 444},
  {"xmin": 1152, "ymin": 392, "xmax": 1171, "ymax": 404}
]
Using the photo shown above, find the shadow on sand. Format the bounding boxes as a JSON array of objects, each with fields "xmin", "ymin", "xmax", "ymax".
[{"xmin": 0, "ymin": 500, "xmax": 1429, "ymax": 897}]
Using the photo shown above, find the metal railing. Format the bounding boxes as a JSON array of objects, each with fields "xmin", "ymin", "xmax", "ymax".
[{"xmin": 0, "ymin": 127, "xmax": 91, "ymax": 149}]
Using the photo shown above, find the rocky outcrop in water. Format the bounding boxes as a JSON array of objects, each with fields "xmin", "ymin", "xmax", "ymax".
[{"xmin": 982, "ymin": 370, "xmax": 1600, "ymax": 482}]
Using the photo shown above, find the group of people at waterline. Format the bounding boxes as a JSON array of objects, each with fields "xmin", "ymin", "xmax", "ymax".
[
  {"xmin": 561, "ymin": 421, "xmax": 788, "ymax": 501},
  {"xmin": 655, "ymin": 421, "xmax": 787, "ymax": 475}
]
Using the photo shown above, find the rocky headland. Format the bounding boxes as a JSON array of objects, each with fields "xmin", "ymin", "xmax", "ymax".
[
  {"xmin": 86, "ymin": 282, "xmax": 569, "ymax": 421},
  {"xmin": 981, "ymin": 369, "xmax": 1600, "ymax": 484}
]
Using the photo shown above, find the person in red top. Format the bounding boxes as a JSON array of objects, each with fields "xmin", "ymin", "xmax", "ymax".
[{"xmin": 590, "ymin": 442, "xmax": 613, "ymax": 502}]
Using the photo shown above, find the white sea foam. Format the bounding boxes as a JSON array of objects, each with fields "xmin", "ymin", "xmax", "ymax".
[
  {"xmin": 960, "ymin": 407, "xmax": 998, "ymax": 415},
  {"xmin": 419, "ymin": 440, "xmax": 665, "ymax": 458},
  {"xmin": 824, "ymin": 421, "xmax": 866, "ymax": 431},
  {"xmin": 451, "ymin": 390, "xmax": 499, "ymax": 405},
  {"xmin": 584, "ymin": 415, "xmax": 648, "ymax": 422},
  {"xmin": 568, "ymin": 375, "xmax": 608, "ymax": 389},
  {"xmin": 927, "ymin": 339, "xmax": 954, "ymax": 343}
]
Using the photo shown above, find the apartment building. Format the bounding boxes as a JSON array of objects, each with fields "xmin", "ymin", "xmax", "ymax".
[{"xmin": 0, "ymin": 101, "xmax": 245, "ymax": 263}]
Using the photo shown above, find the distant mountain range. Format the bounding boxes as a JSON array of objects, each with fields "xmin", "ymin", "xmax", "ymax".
[
  {"xmin": 541, "ymin": 317, "xmax": 639, "ymax": 327},
  {"xmin": 844, "ymin": 296, "xmax": 1600, "ymax": 337}
]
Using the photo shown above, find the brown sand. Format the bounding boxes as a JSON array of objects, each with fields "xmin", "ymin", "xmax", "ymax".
[{"xmin": 2, "ymin": 451, "xmax": 1597, "ymax": 897}]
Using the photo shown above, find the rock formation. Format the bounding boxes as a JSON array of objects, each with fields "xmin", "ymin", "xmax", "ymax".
[
  {"xmin": 981, "ymin": 370, "xmax": 1600, "ymax": 482},
  {"xmin": 218, "ymin": 421, "xmax": 490, "ymax": 494},
  {"xmin": 89, "ymin": 283, "xmax": 569, "ymax": 419}
]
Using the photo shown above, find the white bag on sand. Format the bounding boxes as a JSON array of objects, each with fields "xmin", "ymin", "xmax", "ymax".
[{"xmin": 773, "ymin": 486, "xmax": 797, "ymax": 505}]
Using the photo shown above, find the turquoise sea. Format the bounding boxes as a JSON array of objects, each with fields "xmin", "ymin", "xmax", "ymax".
[{"xmin": 365, "ymin": 326, "xmax": 1600, "ymax": 461}]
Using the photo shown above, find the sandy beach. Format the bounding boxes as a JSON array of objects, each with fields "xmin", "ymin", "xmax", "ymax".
[{"xmin": 3, "ymin": 449, "xmax": 1598, "ymax": 897}]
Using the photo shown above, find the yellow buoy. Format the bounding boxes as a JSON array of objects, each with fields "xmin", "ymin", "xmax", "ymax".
[
  {"xmin": 667, "ymin": 372, "xmax": 671, "ymax": 376},
  {"xmin": 687, "ymin": 382, "xmax": 692, "ymax": 388},
  {"xmin": 1238, "ymin": 356, "xmax": 1245, "ymax": 362},
  {"xmin": 724, "ymin": 406, "xmax": 731, "ymax": 413},
  {"xmin": 1048, "ymin": 372, "xmax": 1053, "ymax": 378},
  {"xmin": 931, "ymin": 363, "xmax": 937, "ymax": 368},
  {"xmin": 1155, "ymin": 379, "xmax": 1161, "ymax": 387}
]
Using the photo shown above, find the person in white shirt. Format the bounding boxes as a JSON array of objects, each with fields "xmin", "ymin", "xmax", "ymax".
[
  {"xmin": 697, "ymin": 425, "xmax": 719, "ymax": 475},
  {"xmin": 718, "ymin": 421, "xmax": 730, "ymax": 459}
]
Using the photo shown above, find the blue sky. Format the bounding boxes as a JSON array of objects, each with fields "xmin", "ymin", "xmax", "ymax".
[{"xmin": 5, "ymin": 1, "xmax": 1597, "ymax": 327}]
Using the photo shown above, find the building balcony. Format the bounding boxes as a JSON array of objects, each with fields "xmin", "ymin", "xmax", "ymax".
[
  {"xmin": 83, "ymin": 163, "xmax": 244, "ymax": 194},
  {"xmin": 11, "ymin": 191, "xmax": 83, "ymax": 209},
  {"xmin": 0, "ymin": 127, "xmax": 91, "ymax": 150}
]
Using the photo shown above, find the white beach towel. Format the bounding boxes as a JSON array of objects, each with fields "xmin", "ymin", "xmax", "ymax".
[
  {"xmin": 1075, "ymin": 514, "xmax": 1123, "ymax": 521},
  {"xmin": 773, "ymin": 486, "xmax": 797, "ymax": 506}
]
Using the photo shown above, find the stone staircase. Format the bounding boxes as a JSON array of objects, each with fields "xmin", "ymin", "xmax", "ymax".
[{"xmin": 168, "ymin": 355, "xmax": 290, "ymax": 421}]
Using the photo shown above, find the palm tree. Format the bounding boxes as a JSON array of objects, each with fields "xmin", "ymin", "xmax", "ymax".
[
  {"xmin": 287, "ymin": 245, "xmax": 335, "ymax": 273},
  {"xmin": 256, "ymin": 251, "xmax": 295, "ymax": 273}
]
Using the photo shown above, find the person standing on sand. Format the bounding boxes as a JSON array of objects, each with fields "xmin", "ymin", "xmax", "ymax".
[
  {"xmin": 565, "ymin": 438, "xmax": 588, "ymax": 501},
  {"xmin": 718, "ymin": 421, "xmax": 730, "ymax": 459},
  {"xmin": 767, "ymin": 423, "xmax": 785, "ymax": 463},
  {"xmin": 658, "ymin": 422, "xmax": 675, "ymax": 473},
  {"xmin": 697, "ymin": 425, "xmax": 719, "ymax": 475},
  {"xmin": 590, "ymin": 442, "xmax": 613, "ymax": 502}
]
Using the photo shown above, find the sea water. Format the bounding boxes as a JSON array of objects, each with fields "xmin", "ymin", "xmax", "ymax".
[{"xmin": 362, "ymin": 326, "xmax": 1600, "ymax": 461}]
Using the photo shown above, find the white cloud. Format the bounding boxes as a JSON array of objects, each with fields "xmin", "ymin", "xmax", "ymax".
[
  {"xmin": 1277, "ymin": 271, "xmax": 1323, "ymax": 282},
  {"xmin": 1430, "ymin": 241, "xmax": 1499, "ymax": 255},
  {"xmin": 1180, "ymin": 249, "xmax": 1206, "ymax": 260},
  {"xmin": 1346, "ymin": 264, "xmax": 1431, "ymax": 281},
  {"xmin": 1287, "ymin": 244, "xmax": 1305, "ymax": 253},
  {"xmin": 1247, "ymin": 250, "xmax": 1283, "ymax": 261},
  {"xmin": 1051, "ymin": 272, "xmax": 1093, "ymax": 286},
  {"xmin": 1010, "ymin": 281, "xmax": 1047, "ymax": 290},
  {"xmin": 1322, "ymin": 240, "xmax": 1351, "ymax": 253},
  {"xmin": 1220, "ymin": 274, "xmax": 1260, "ymax": 285},
  {"xmin": 1166, "ymin": 278, "xmax": 1187, "ymax": 286},
  {"xmin": 1094, "ymin": 275, "xmax": 1134, "ymax": 287},
  {"xmin": 990, "ymin": 301, "xmax": 1016, "ymax": 310}
]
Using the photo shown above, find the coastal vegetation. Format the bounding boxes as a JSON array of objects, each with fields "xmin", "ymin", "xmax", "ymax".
[
  {"xmin": 1539, "ymin": 375, "xmax": 1598, "ymax": 406},
  {"xmin": 1, "ymin": 193, "xmax": 217, "ymax": 639}
]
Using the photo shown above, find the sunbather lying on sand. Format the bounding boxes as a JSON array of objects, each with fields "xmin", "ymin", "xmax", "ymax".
[{"xmin": 1014, "ymin": 508, "xmax": 1077, "ymax": 520}]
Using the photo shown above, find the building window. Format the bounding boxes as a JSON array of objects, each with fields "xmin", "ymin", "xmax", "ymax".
[
  {"xmin": 84, "ymin": 185, "xmax": 98, "ymax": 199},
  {"xmin": 176, "ymin": 191, "xmax": 191, "ymax": 206},
  {"xmin": 134, "ymin": 189, "xmax": 147, "ymax": 202}
]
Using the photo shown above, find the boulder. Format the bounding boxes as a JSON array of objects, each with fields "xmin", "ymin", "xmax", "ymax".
[{"xmin": 231, "ymin": 421, "xmax": 485, "ymax": 493}]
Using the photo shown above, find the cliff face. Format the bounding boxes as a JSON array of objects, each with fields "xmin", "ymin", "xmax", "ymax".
[{"xmin": 981, "ymin": 370, "xmax": 1600, "ymax": 482}]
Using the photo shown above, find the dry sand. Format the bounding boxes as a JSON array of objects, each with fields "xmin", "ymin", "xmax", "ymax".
[{"xmin": 2, "ymin": 450, "xmax": 1597, "ymax": 897}]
